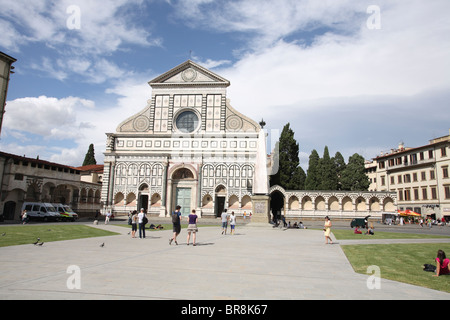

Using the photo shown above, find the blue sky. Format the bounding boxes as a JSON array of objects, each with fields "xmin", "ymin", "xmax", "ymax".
[{"xmin": 1, "ymin": 0, "xmax": 449, "ymax": 170}]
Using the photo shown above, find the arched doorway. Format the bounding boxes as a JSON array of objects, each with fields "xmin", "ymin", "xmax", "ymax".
[
  {"xmin": 172, "ymin": 167, "xmax": 196, "ymax": 217},
  {"xmin": 270, "ymin": 190, "xmax": 285, "ymax": 222},
  {"xmin": 3, "ymin": 201, "xmax": 16, "ymax": 220},
  {"xmin": 214, "ymin": 185, "xmax": 226, "ymax": 217},
  {"xmin": 138, "ymin": 183, "xmax": 149, "ymax": 212}
]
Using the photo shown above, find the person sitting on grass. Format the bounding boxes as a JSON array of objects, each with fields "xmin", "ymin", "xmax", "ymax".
[
  {"xmin": 365, "ymin": 227, "xmax": 374, "ymax": 235},
  {"xmin": 423, "ymin": 250, "xmax": 450, "ymax": 276},
  {"xmin": 354, "ymin": 227, "xmax": 362, "ymax": 234}
]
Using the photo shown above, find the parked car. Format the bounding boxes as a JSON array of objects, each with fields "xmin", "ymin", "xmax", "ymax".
[
  {"xmin": 350, "ymin": 215, "xmax": 371, "ymax": 228},
  {"xmin": 21, "ymin": 202, "xmax": 60, "ymax": 222},
  {"xmin": 52, "ymin": 203, "xmax": 78, "ymax": 222}
]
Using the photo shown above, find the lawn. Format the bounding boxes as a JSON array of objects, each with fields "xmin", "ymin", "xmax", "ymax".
[
  {"xmin": 332, "ymin": 229, "xmax": 450, "ymax": 240},
  {"xmin": 0, "ymin": 225, "xmax": 119, "ymax": 247},
  {"xmin": 339, "ymin": 234, "xmax": 450, "ymax": 293}
]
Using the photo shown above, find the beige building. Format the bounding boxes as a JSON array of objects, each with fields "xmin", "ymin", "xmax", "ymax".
[
  {"xmin": 77, "ymin": 164, "xmax": 104, "ymax": 185},
  {"xmin": 367, "ymin": 129, "xmax": 450, "ymax": 220},
  {"xmin": 0, "ymin": 152, "xmax": 102, "ymax": 220},
  {"xmin": 0, "ymin": 51, "xmax": 16, "ymax": 135}
]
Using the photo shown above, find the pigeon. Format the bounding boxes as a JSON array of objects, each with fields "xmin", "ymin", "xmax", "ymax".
[
  {"xmin": 33, "ymin": 238, "xmax": 41, "ymax": 245},
  {"xmin": 100, "ymin": 243, "xmax": 105, "ymax": 247},
  {"xmin": 1, "ymin": 232, "xmax": 6, "ymax": 236}
]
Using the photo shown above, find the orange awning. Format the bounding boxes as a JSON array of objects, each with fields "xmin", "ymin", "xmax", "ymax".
[{"xmin": 397, "ymin": 209, "xmax": 421, "ymax": 217}]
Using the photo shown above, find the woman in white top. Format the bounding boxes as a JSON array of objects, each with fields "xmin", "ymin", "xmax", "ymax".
[{"xmin": 131, "ymin": 211, "xmax": 138, "ymax": 238}]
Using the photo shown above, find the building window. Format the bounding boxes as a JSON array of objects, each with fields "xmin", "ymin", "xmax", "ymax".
[
  {"xmin": 429, "ymin": 150, "xmax": 434, "ymax": 159},
  {"xmin": 421, "ymin": 171, "xmax": 426, "ymax": 181},
  {"xmin": 431, "ymin": 187, "xmax": 437, "ymax": 200},
  {"xmin": 175, "ymin": 110, "xmax": 200, "ymax": 133},
  {"xmin": 390, "ymin": 176, "xmax": 395, "ymax": 185},
  {"xmin": 404, "ymin": 189, "xmax": 411, "ymax": 201},
  {"xmin": 413, "ymin": 172, "xmax": 418, "ymax": 182},
  {"xmin": 414, "ymin": 188, "xmax": 419, "ymax": 200},
  {"xmin": 381, "ymin": 176, "xmax": 385, "ymax": 186},
  {"xmin": 441, "ymin": 147, "xmax": 447, "ymax": 157},
  {"xmin": 430, "ymin": 170, "xmax": 435, "ymax": 180},
  {"xmin": 398, "ymin": 175, "xmax": 402, "ymax": 184},
  {"xmin": 422, "ymin": 188, "xmax": 428, "ymax": 200},
  {"xmin": 398, "ymin": 189, "xmax": 403, "ymax": 201},
  {"xmin": 445, "ymin": 185, "xmax": 450, "ymax": 199},
  {"xmin": 443, "ymin": 166, "xmax": 449, "ymax": 179}
]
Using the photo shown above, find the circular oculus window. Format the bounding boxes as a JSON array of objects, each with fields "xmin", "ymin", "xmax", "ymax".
[{"xmin": 175, "ymin": 110, "xmax": 200, "ymax": 133}]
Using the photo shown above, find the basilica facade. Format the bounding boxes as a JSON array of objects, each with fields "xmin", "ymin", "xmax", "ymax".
[{"xmin": 101, "ymin": 61, "xmax": 269, "ymax": 218}]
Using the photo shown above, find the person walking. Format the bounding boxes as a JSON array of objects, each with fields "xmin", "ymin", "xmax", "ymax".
[
  {"xmin": 21, "ymin": 210, "xmax": 28, "ymax": 224},
  {"xmin": 170, "ymin": 205, "xmax": 182, "ymax": 245},
  {"xmin": 324, "ymin": 216, "xmax": 333, "ymax": 244},
  {"xmin": 187, "ymin": 209, "xmax": 198, "ymax": 246},
  {"xmin": 229, "ymin": 211, "xmax": 236, "ymax": 235},
  {"xmin": 138, "ymin": 208, "xmax": 146, "ymax": 239},
  {"xmin": 221, "ymin": 209, "xmax": 229, "ymax": 235},
  {"xmin": 131, "ymin": 210, "xmax": 138, "ymax": 238},
  {"xmin": 105, "ymin": 210, "xmax": 112, "ymax": 224}
]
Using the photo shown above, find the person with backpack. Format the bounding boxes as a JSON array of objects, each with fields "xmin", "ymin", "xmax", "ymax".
[
  {"xmin": 138, "ymin": 208, "xmax": 147, "ymax": 239},
  {"xmin": 169, "ymin": 205, "xmax": 182, "ymax": 245}
]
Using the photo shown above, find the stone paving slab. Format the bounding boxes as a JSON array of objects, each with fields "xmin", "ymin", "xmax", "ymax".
[{"xmin": 0, "ymin": 223, "xmax": 449, "ymax": 300}]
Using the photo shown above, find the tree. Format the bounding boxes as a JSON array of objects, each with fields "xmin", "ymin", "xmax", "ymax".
[
  {"xmin": 82, "ymin": 143, "xmax": 97, "ymax": 166},
  {"xmin": 340, "ymin": 153, "xmax": 370, "ymax": 191},
  {"xmin": 269, "ymin": 123, "xmax": 305, "ymax": 190},
  {"xmin": 292, "ymin": 166, "xmax": 306, "ymax": 190},
  {"xmin": 318, "ymin": 146, "xmax": 338, "ymax": 190},
  {"xmin": 305, "ymin": 149, "xmax": 320, "ymax": 190},
  {"xmin": 332, "ymin": 152, "xmax": 346, "ymax": 190}
]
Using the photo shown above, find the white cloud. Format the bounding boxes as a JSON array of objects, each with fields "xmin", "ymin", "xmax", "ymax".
[
  {"xmin": 169, "ymin": 0, "xmax": 363, "ymax": 49},
  {"xmin": 0, "ymin": 0, "xmax": 161, "ymax": 84},
  {"xmin": 1, "ymin": 70, "xmax": 155, "ymax": 166},
  {"xmin": 0, "ymin": 0, "xmax": 159, "ymax": 53},
  {"xmin": 3, "ymin": 96, "xmax": 94, "ymax": 139}
]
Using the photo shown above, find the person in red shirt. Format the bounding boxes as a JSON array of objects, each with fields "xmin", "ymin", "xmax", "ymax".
[{"xmin": 434, "ymin": 250, "xmax": 450, "ymax": 277}]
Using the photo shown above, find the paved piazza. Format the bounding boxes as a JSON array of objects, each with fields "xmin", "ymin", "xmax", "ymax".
[{"xmin": 0, "ymin": 222, "xmax": 449, "ymax": 300}]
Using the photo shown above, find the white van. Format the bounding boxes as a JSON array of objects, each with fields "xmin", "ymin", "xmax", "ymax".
[
  {"xmin": 52, "ymin": 203, "xmax": 78, "ymax": 222},
  {"xmin": 21, "ymin": 202, "xmax": 60, "ymax": 222}
]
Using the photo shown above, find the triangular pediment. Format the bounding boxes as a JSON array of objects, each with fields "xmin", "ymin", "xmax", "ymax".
[{"xmin": 148, "ymin": 60, "xmax": 230, "ymax": 88}]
